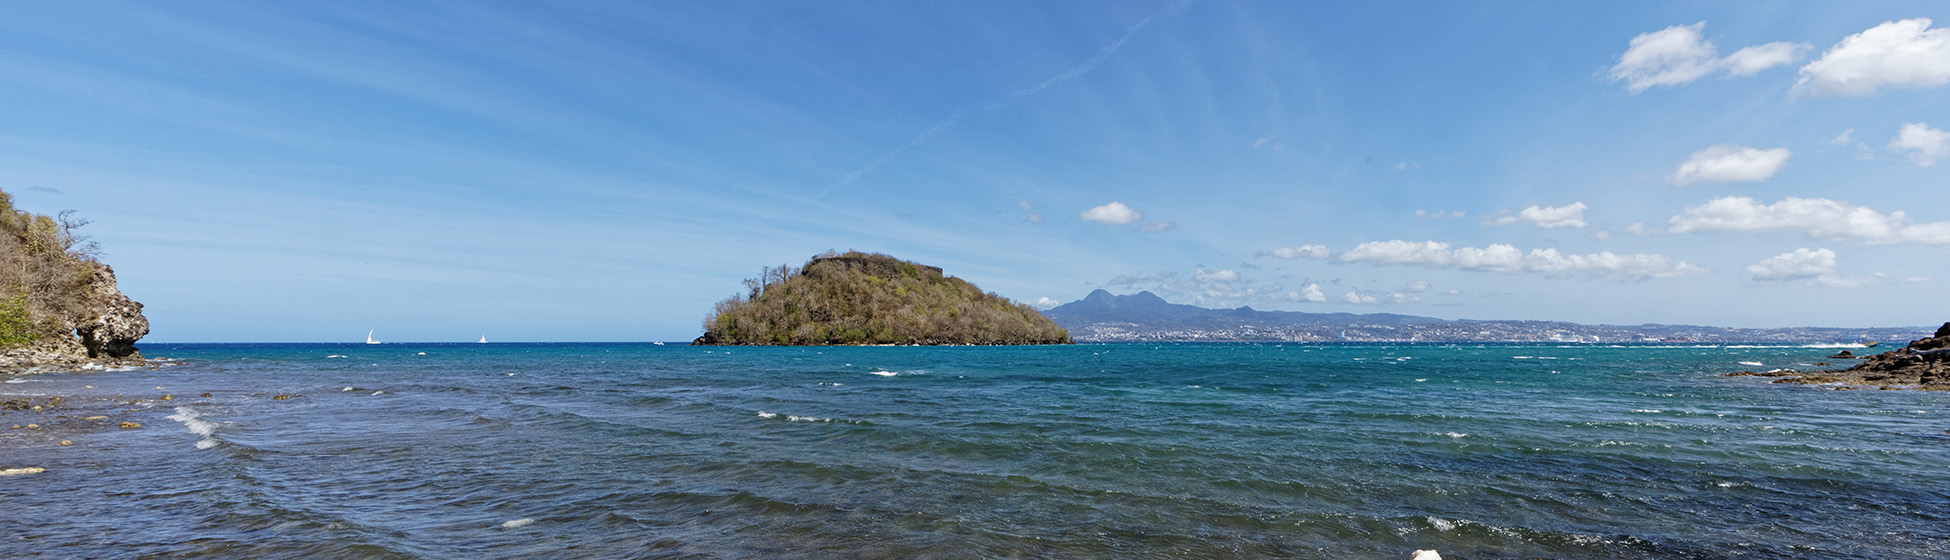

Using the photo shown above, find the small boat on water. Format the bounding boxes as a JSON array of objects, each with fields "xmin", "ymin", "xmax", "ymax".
[
  {"xmin": 479, "ymin": 335, "xmax": 488, "ymax": 343},
  {"xmin": 366, "ymin": 330, "xmax": 382, "ymax": 344}
]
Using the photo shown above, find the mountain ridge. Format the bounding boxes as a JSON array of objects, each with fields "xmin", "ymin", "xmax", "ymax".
[{"xmin": 1043, "ymin": 290, "xmax": 1926, "ymax": 343}]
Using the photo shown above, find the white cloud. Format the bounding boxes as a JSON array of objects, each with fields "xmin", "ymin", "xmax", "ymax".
[
  {"xmin": 1138, "ymin": 221, "xmax": 1177, "ymax": 233},
  {"xmin": 1746, "ymin": 248, "xmax": 1881, "ymax": 287},
  {"xmin": 1081, "ymin": 202, "xmax": 1141, "ymax": 225},
  {"xmin": 1724, "ymin": 42, "xmax": 1810, "ymax": 75},
  {"xmin": 1297, "ymin": 284, "xmax": 1327, "ymax": 302},
  {"xmin": 1670, "ymin": 145, "xmax": 1792, "ymax": 185},
  {"xmin": 1487, "ymin": 202, "xmax": 1590, "ymax": 229},
  {"xmin": 1194, "ymin": 269, "xmax": 1239, "ymax": 283},
  {"xmin": 1252, "ymin": 135, "xmax": 1277, "ymax": 149},
  {"xmin": 1030, "ymin": 297, "xmax": 1062, "ymax": 309},
  {"xmin": 1263, "ymin": 245, "xmax": 1331, "ymax": 259},
  {"xmin": 1340, "ymin": 290, "xmax": 1378, "ymax": 304},
  {"xmin": 1416, "ymin": 210, "xmax": 1466, "ymax": 220},
  {"xmin": 1889, "ymin": 122, "xmax": 1950, "ymax": 166},
  {"xmin": 1796, "ymin": 18, "xmax": 1950, "ymax": 97},
  {"xmin": 1610, "ymin": 22, "xmax": 1809, "ymax": 92},
  {"xmin": 1336, "ymin": 240, "xmax": 1708, "ymax": 281},
  {"xmin": 1668, "ymin": 196, "xmax": 1950, "ymax": 245},
  {"xmin": 1405, "ymin": 280, "xmax": 1431, "ymax": 293}
]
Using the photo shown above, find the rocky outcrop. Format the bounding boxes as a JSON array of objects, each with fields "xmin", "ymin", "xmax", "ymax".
[
  {"xmin": 0, "ymin": 264, "xmax": 147, "ymax": 374},
  {"xmin": 1730, "ymin": 322, "xmax": 1950, "ymax": 390},
  {"xmin": 75, "ymin": 263, "xmax": 147, "ymax": 359}
]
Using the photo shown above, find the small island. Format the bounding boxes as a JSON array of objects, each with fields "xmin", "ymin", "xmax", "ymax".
[{"xmin": 694, "ymin": 251, "xmax": 1070, "ymax": 346}]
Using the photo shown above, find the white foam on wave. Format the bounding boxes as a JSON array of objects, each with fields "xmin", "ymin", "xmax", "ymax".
[
  {"xmin": 1632, "ymin": 409, "xmax": 1663, "ymax": 413},
  {"xmin": 326, "ymin": 355, "xmax": 346, "ymax": 358},
  {"xmin": 1737, "ymin": 361, "xmax": 1764, "ymax": 367},
  {"xmin": 165, "ymin": 406, "xmax": 220, "ymax": 450},
  {"xmin": 1440, "ymin": 432, "xmax": 1467, "ymax": 438},
  {"xmin": 757, "ymin": 410, "xmax": 835, "ymax": 422},
  {"xmin": 501, "ymin": 518, "xmax": 534, "ymax": 529},
  {"xmin": 3, "ymin": 378, "xmax": 24, "ymax": 384},
  {"xmin": 868, "ymin": 370, "xmax": 900, "ymax": 377}
]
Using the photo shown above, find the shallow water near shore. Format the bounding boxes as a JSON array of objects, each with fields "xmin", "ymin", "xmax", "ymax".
[{"xmin": 3, "ymin": 342, "xmax": 1947, "ymax": 558}]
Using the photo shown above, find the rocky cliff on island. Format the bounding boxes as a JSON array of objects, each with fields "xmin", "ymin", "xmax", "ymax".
[
  {"xmin": 695, "ymin": 251, "xmax": 1070, "ymax": 346},
  {"xmin": 1732, "ymin": 322, "xmax": 1950, "ymax": 390},
  {"xmin": 0, "ymin": 190, "xmax": 148, "ymax": 374}
]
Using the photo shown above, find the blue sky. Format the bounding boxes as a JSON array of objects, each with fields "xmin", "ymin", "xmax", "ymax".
[{"xmin": 4, "ymin": 1, "xmax": 1948, "ymax": 342}]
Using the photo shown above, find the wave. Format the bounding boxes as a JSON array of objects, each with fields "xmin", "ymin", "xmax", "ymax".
[{"xmin": 164, "ymin": 406, "xmax": 220, "ymax": 450}]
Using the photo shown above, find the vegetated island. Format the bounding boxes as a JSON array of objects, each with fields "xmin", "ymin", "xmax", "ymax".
[
  {"xmin": 0, "ymin": 190, "xmax": 148, "ymax": 374},
  {"xmin": 693, "ymin": 251, "xmax": 1071, "ymax": 346},
  {"xmin": 1730, "ymin": 322, "xmax": 1950, "ymax": 391}
]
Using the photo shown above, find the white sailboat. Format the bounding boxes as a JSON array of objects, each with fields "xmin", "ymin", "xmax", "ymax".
[
  {"xmin": 366, "ymin": 330, "xmax": 381, "ymax": 344},
  {"xmin": 478, "ymin": 335, "xmax": 488, "ymax": 343}
]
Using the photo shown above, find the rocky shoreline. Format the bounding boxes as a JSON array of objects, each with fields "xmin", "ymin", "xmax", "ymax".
[
  {"xmin": 1729, "ymin": 322, "xmax": 1950, "ymax": 390},
  {"xmin": 0, "ymin": 263, "xmax": 149, "ymax": 376}
]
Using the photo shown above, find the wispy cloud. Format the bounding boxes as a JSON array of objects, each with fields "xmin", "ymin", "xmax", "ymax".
[
  {"xmin": 836, "ymin": 0, "xmax": 1200, "ymax": 188},
  {"xmin": 1609, "ymin": 22, "xmax": 1809, "ymax": 93},
  {"xmin": 1670, "ymin": 145, "xmax": 1791, "ymax": 185},
  {"xmin": 1259, "ymin": 245, "xmax": 1330, "ymax": 259},
  {"xmin": 1484, "ymin": 202, "xmax": 1589, "ymax": 229},
  {"xmin": 1336, "ymin": 240, "xmax": 1708, "ymax": 280},
  {"xmin": 1668, "ymin": 196, "xmax": 1950, "ymax": 245}
]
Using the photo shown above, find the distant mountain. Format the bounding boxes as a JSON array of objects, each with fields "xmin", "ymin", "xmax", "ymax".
[{"xmin": 1043, "ymin": 289, "xmax": 1927, "ymax": 344}]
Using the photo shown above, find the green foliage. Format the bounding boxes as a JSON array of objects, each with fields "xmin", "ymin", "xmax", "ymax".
[
  {"xmin": 0, "ymin": 292, "xmax": 37, "ymax": 346},
  {"xmin": 699, "ymin": 251, "xmax": 1071, "ymax": 346},
  {"xmin": 0, "ymin": 189, "xmax": 105, "ymax": 349}
]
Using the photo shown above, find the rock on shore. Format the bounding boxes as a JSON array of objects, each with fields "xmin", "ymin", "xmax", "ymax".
[
  {"xmin": 0, "ymin": 263, "xmax": 149, "ymax": 374},
  {"xmin": 1730, "ymin": 322, "xmax": 1950, "ymax": 390}
]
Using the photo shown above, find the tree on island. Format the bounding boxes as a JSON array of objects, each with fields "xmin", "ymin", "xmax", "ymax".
[{"xmin": 695, "ymin": 251, "xmax": 1070, "ymax": 346}]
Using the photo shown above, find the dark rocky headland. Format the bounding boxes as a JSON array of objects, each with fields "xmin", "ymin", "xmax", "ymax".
[
  {"xmin": 0, "ymin": 190, "xmax": 148, "ymax": 374},
  {"xmin": 1730, "ymin": 322, "xmax": 1950, "ymax": 390},
  {"xmin": 695, "ymin": 251, "xmax": 1070, "ymax": 346}
]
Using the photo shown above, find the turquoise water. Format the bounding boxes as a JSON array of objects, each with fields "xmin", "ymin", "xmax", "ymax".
[{"xmin": 3, "ymin": 343, "xmax": 1946, "ymax": 559}]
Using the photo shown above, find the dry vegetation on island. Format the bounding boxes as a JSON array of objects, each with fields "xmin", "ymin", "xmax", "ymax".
[
  {"xmin": 695, "ymin": 251, "xmax": 1070, "ymax": 346},
  {"xmin": 0, "ymin": 190, "xmax": 148, "ymax": 366}
]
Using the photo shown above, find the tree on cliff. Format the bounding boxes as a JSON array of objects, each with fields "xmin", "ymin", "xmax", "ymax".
[
  {"xmin": 697, "ymin": 251, "xmax": 1071, "ymax": 345},
  {"xmin": 0, "ymin": 189, "xmax": 146, "ymax": 359}
]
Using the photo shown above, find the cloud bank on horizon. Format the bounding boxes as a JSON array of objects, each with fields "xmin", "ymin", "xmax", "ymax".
[{"xmin": 0, "ymin": 1, "xmax": 1945, "ymax": 341}]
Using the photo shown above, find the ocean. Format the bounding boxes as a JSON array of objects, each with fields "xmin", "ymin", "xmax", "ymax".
[{"xmin": 2, "ymin": 342, "xmax": 1946, "ymax": 559}]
